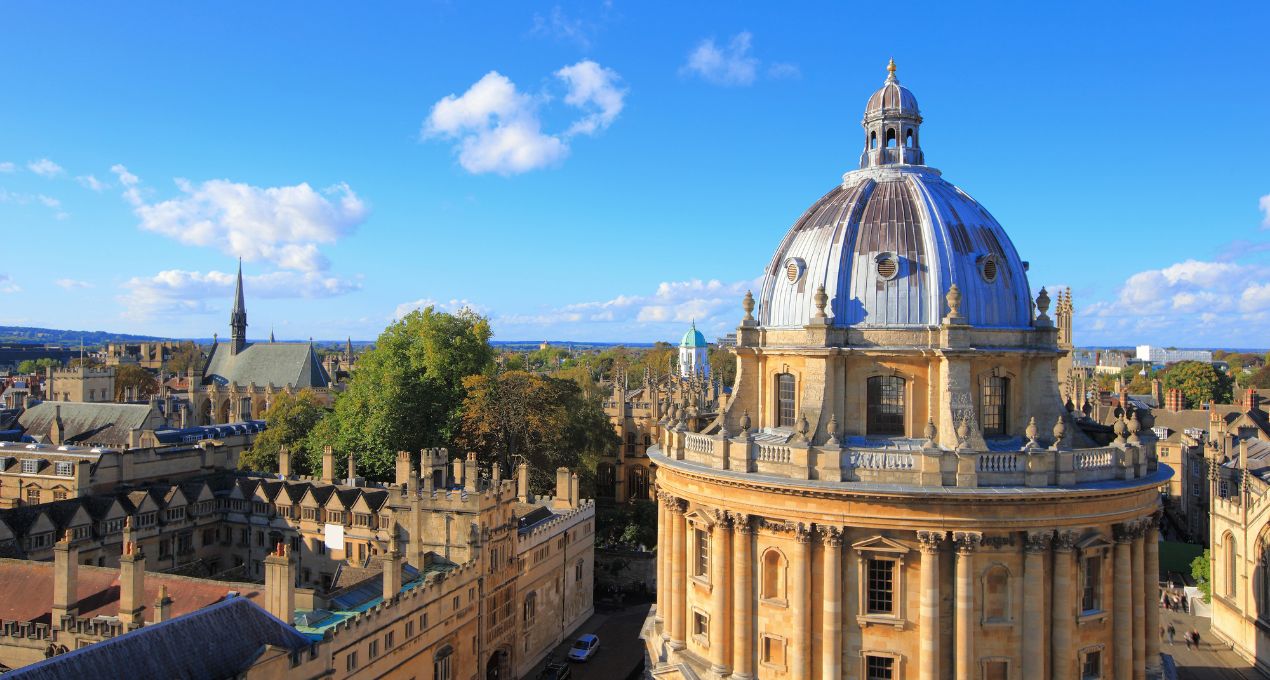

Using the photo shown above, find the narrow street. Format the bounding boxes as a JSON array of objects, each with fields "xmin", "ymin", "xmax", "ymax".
[
  {"xmin": 522, "ymin": 603, "xmax": 650, "ymax": 680},
  {"xmin": 1164, "ymin": 609, "xmax": 1264, "ymax": 679}
]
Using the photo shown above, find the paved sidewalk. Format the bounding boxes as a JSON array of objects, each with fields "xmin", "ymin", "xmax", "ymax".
[
  {"xmin": 522, "ymin": 603, "xmax": 651, "ymax": 680},
  {"xmin": 1161, "ymin": 609, "xmax": 1263, "ymax": 680}
]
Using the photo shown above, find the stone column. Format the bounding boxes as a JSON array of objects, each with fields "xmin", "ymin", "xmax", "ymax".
[
  {"xmin": 790, "ymin": 524, "xmax": 812, "ymax": 680},
  {"xmin": 917, "ymin": 530, "xmax": 944, "ymax": 680},
  {"xmin": 1052, "ymin": 531, "xmax": 1077, "ymax": 680},
  {"xmin": 1023, "ymin": 531, "xmax": 1050, "ymax": 680},
  {"xmin": 821, "ymin": 527, "xmax": 843, "ymax": 680},
  {"xmin": 733, "ymin": 514, "xmax": 755, "ymax": 680},
  {"xmin": 656, "ymin": 492, "xmax": 667, "ymax": 626},
  {"xmin": 669, "ymin": 498, "xmax": 687, "ymax": 652},
  {"xmin": 954, "ymin": 531, "xmax": 981, "ymax": 680},
  {"xmin": 709, "ymin": 511, "xmax": 732, "ymax": 678},
  {"xmin": 1145, "ymin": 519, "xmax": 1161, "ymax": 679},
  {"xmin": 1132, "ymin": 523, "xmax": 1146, "ymax": 680},
  {"xmin": 1114, "ymin": 525, "xmax": 1133, "ymax": 680}
]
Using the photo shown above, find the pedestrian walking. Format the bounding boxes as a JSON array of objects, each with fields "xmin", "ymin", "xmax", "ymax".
[
  {"xmin": 1167, "ymin": 624, "xmax": 1176, "ymax": 645},
  {"xmin": 1194, "ymin": 630, "xmax": 1202, "ymax": 648},
  {"xmin": 1185, "ymin": 630, "xmax": 1193, "ymax": 649},
  {"xmin": 1164, "ymin": 597, "xmax": 1172, "ymax": 611}
]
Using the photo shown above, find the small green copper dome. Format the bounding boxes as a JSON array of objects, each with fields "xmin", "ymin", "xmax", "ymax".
[{"xmin": 680, "ymin": 321, "xmax": 708, "ymax": 348}]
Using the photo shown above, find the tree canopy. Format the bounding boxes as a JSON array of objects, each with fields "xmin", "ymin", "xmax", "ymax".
[
  {"xmin": 241, "ymin": 389, "xmax": 328, "ymax": 474},
  {"xmin": 16, "ymin": 358, "xmax": 60, "ymax": 374},
  {"xmin": 304, "ymin": 307, "xmax": 494, "ymax": 480},
  {"xmin": 166, "ymin": 342, "xmax": 204, "ymax": 375},
  {"xmin": 1161, "ymin": 361, "xmax": 1233, "ymax": 407},
  {"xmin": 455, "ymin": 370, "xmax": 616, "ymax": 496},
  {"xmin": 114, "ymin": 364, "xmax": 159, "ymax": 401}
]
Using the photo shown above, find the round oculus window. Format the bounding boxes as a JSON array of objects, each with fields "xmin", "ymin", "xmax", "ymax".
[
  {"xmin": 784, "ymin": 258, "xmax": 805, "ymax": 284},
  {"xmin": 875, "ymin": 253, "xmax": 899, "ymax": 281},
  {"xmin": 980, "ymin": 255, "xmax": 999, "ymax": 283}
]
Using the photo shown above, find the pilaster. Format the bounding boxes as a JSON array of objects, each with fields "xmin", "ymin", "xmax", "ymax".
[
  {"xmin": 1023, "ymin": 531, "xmax": 1050, "ymax": 680},
  {"xmin": 953, "ymin": 530, "xmax": 981, "ymax": 680},
  {"xmin": 916, "ymin": 530, "xmax": 944, "ymax": 680}
]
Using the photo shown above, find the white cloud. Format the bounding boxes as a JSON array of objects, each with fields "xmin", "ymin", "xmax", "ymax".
[
  {"xmin": 0, "ymin": 189, "xmax": 67, "ymax": 218},
  {"xmin": 556, "ymin": 60, "xmax": 627, "ymax": 137},
  {"xmin": 36, "ymin": 195, "xmax": 60, "ymax": 209},
  {"xmin": 112, "ymin": 167, "xmax": 367, "ymax": 273},
  {"xmin": 0, "ymin": 162, "xmax": 14, "ymax": 173},
  {"xmin": 682, "ymin": 33, "xmax": 758, "ymax": 86},
  {"xmin": 120, "ymin": 269, "xmax": 360, "ymax": 320},
  {"xmin": 392, "ymin": 297, "xmax": 486, "ymax": 320},
  {"xmin": 529, "ymin": 6, "xmax": 597, "ymax": 49},
  {"xmin": 77, "ymin": 174, "xmax": 108, "ymax": 192},
  {"xmin": 55, "ymin": 278, "xmax": 92, "ymax": 290},
  {"xmin": 1077, "ymin": 257, "xmax": 1270, "ymax": 345},
  {"xmin": 490, "ymin": 277, "xmax": 761, "ymax": 341},
  {"xmin": 767, "ymin": 62, "xmax": 802, "ymax": 79},
  {"xmin": 0, "ymin": 274, "xmax": 19, "ymax": 294},
  {"xmin": 423, "ymin": 61, "xmax": 625, "ymax": 175},
  {"xmin": 1260, "ymin": 193, "xmax": 1270, "ymax": 228},
  {"xmin": 27, "ymin": 158, "xmax": 64, "ymax": 177}
]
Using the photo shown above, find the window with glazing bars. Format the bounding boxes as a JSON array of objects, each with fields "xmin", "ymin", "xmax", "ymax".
[
  {"xmin": 865, "ymin": 655, "xmax": 894, "ymax": 680},
  {"xmin": 1081, "ymin": 555, "xmax": 1101, "ymax": 612},
  {"xmin": 982, "ymin": 376, "xmax": 1009, "ymax": 436},
  {"xmin": 777, "ymin": 374, "xmax": 796, "ymax": 427},
  {"xmin": 694, "ymin": 528, "xmax": 709, "ymax": 577},
  {"xmin": 866, "ymin": 558, "xmax": 894, "ymax": 614},
  {"xmin": 866, "ymin": 376, "xmax": 905, "ymax": 435}
]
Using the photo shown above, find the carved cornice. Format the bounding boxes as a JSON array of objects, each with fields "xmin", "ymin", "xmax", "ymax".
[
  {"xmin": 953, "ymin": 531, "xmax": 982, "ymax": 554},
  {"xmin": 1053, "ymin": 531, "xmax": 1078, "ymax": 552},
  {"xmin": 818, "ymin": 525, "xmax": 843, "ymax": 547},
  {"xmin": 1113, "ymin": 520, "xmax": 1144, "ymax": 543},
  {"xmin": 916, "ymin": 530, "xmax": 945, "ymax": 553},
  {"xmin": 712, "ymin": 508, "xmax": 733, "ymax": 530},
  {"xmin": 731, "ymin": 512, "xmax": 755, "ymax": 535},
  {"xmin": 981, "ymin": 534, "xmax": 1015, "ymax": 550},
  {"xmin": 794, "ymin": 523, "xmax": 813, "ymax": 544}
]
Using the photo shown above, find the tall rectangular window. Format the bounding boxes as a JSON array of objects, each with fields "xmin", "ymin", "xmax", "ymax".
[
  {"xmin": 1081, "ymin": 650, "xmax": 1101, "ymax": 679},
  {"xmin": 866, "ymin": 376, "xmax": 905, "ymax": 436},
  {"xmin": 1081, "ymin": 555, "xmax": 1101, "ymax": 612},
  {"xmin": 981, "ymin": 376, "xmax": 1009, "ymax": 436},
  {"xmin": 777, "ymin": 374, "xmax": 796, "ymax": 427},
  {"xmin": 866, "ymin": 558, "xmax": 895, "ymax": 614},
  {"xmin": 865, "ymin": 655, "xmax": 894, "ymax": 680},
  {"xmin": 694, "ymin": 528, "xmax": 709, "ymax": 577}
]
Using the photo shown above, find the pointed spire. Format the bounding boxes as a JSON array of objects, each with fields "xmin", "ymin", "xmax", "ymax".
[
  {"xmin": 269, "ymin": 326, "xmax": 275, "ymax": 343},
  {"xmin": 230, "ymin": 258, "xmax": 248, "ymax": 355}
]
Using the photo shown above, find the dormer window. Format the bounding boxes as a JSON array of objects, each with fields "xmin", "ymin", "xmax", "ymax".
[{"xmin": 21, "ymin": 459, "xmax": 40, "ymax": 474}]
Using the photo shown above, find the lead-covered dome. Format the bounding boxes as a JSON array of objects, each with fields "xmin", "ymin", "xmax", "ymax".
[{"xmin": 758, "ymin": 62, "xmax": 1033, "ymax": 330}]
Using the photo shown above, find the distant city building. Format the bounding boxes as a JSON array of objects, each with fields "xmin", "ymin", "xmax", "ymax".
[
  {"xmin": 45, "ymin": 365, "xmax": 114, "ymax": 404},
  {"xmin": 100, "ymin": 341, "xmax": 184, "ymax": 370},
  {"xmin": 1136, "ymin": 345, "xmax": 1213, "ymax": 365},
  {"xmin": 715, "ymin": 333, "xmax": 737, "ymax": 348},
  {"xmin": 0, "ymin": 345, "xmax": 78, "ymax": 374},
  {"xmin": 646, "ymin": 62, "xmax": 1165, "ymax": 680}
]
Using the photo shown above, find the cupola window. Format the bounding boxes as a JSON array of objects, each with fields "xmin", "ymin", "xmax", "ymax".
[
  {"xmin": 979, "ymin": 254, "xmax": 999, "ymax": 283},
  {"xmin": 784, "ymin": 258, "xmax": 805, "ymax": 284},
  {"xmin": 866, "ymin": 375, "xmax": 905, "ymax": 436},
  {"xmin": 875, "ymin": 253, "xmax": 899, "ymax": 281},
  {"xmin": 776, "ymin": 374, "xmax": 796, "ymax": 428},
  {"xmin": 886, "ymin": 128, "xmax": 897, "ymax": 148}
]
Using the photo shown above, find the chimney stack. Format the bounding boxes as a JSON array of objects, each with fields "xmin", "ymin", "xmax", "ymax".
[
  {"xmin": 553, "ymin": 467, "xmax": 571, "ymax": 510},
  {"xmin": 263, "ymin": 543, "xmax": 295, "ymax": 624},
  {"xmin": 383, "ymin": 528, "xmax": 402, "ymax": 602},
  {"xmin": 347, "ymin": 451, "xmax": 357, "ymax": 485},
  {"xmin": 1243, "ymin": 388, "xmax": 1262, "ymax": 414},
  {"xmin": 395, "ymin": 451, "xmax": 413, "ymax": 487},
  {"xmin": 1151, "ymin": 379, "xmax": 1164, "ymax": 408},
  {"xmin": 50, "ymin": 405, "xmax": 65, "ymax": 446},
  {"xmin": 52, "ymin": 530, "xmax": 78, "ymax": 626},
  {"xmin": 321, "ymin": 446, "xmax": 335, "ymax": 483},
  {"xmin": 570, "ymin": 472, "xmax": 580, "ymax": 509},
  {"xmin": 517, "ymin": 463, "xmax": 531, "ymax": 503},
  {"xmin": 452, "ymin": 456, "xmax": 464, "ymax": 489},
  {"xmin": 118, "ymin": 518, "xmax": 146, "ymax": 627},
  {"xmin": 153, "ymin": 585, "xmax": 172, "ymax": 624},
  {"xmin": 278, "ymin": 445, "xmax": 291, "ymax": 477},
  {"xmin": 1165, "ymin": 388, "xmax": 1184, "ymax": 413},
  {"xmin": 421, "ymin": 449, "xmax": 435, "ymax": 492},
  {"xmin": 464, "ymin": 452, "xmax": 478, "ymax": 493}
]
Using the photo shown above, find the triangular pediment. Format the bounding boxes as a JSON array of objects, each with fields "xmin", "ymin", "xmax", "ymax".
[
  {"xmin": 1077, "ymin": 533, "xmax": 1112, "ymax": 551},
  {"xmin": 682, "ymin": 508, "xmax": 717, "ymax": 527},
  {"xmin": 852, "ymin": 534, "xmax": 910, "ymax": 554}
]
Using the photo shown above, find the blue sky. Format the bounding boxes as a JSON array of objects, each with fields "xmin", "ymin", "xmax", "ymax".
[{"xmin": 1, "ymin": 2, "xmax": 1268, "ymax": 347}]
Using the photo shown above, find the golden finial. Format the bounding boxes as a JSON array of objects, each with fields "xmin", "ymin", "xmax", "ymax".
[{"xmin": 887, "ymin": 58, "xmax": 897, "ymax": 74}]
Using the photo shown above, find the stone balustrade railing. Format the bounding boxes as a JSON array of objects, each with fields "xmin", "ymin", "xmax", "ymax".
[{"xmin": 656, "ymin": 426, "xmax": 1154, "ymax": 490}]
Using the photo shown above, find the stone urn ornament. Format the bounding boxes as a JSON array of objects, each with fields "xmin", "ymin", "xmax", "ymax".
[{"xmin": 742, "ymin": 290, "xmax": 755, "ymax": 321}]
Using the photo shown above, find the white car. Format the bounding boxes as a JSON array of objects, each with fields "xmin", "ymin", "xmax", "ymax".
[{"xmin": 567, "ymin": 634, "xmax": 600, "ymax": 662}]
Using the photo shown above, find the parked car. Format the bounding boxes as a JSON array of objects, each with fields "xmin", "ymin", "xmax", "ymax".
[
  {"xmin": 538, "ymin": 662, "xmax": 572, "ymax": 680},
  {"xmin": 567, "ymin": 634, "xmax": 600, "ymax": 662}
]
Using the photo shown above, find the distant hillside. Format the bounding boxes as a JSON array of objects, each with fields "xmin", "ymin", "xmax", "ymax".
[{"xmin": 0, "ymin": 326, "xmax": 171, "ymax": 346}]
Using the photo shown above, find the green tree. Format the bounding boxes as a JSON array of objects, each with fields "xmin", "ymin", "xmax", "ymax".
[
  {"xmin": 114, "ymin": 364, "xmax": 159, "ymax": 401},
  {"xmin": 1162, "ymin": 361, "xmax": 1234, "ymax": 407},
  {"xmin": 16, "ymin": 358, "xmax": 61, "ymax": 374},
  {"xmin": 1248, "ymin": 366, "xmax": 1270, "ymax": 390},
  {"xmin": 708, "ymin": 347, "xmax": 737, "ymax": 386},
  {"xmin": 166, "ymin": 342, "xmax": 204, "ymax": 375},
  {"xmin": 305, "ymin": 307, "xmax": 494, "ymax": 480},
  {"xmin": 1191, "ymin": 549, "xmax": 1211, "ymax": 604},
  {"xmin": 455, "ymin": 370, "xmax": 617, "ymax": 496},
  {"xmin": 242, "ymin": 389, "xmax": 328, "ymax": 473}
]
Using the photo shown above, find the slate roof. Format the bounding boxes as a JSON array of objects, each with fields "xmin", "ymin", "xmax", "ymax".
[
  {"xmin": 18, "ymin": 402, "xmax": 164, "ymax": 447},
  {"xmin": 202, "ymin": 341, "xmax": 330, "ymax": 389},
  {"xmin": 4, "ymin": 596, "xmax": 309, "ymax": 680}
]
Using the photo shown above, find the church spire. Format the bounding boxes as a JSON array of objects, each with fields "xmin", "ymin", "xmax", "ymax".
[{"xmin": 230, "ymin": 258, "xmax": 248, "ymax": 355}]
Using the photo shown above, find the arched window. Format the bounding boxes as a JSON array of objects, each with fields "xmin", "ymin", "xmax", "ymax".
[
  {"xmin": 523, "ymin": 592, "xmax": 537, "ymax": 623},
  {"xmin": 1226, "ymin": 533, "xmax": 1238, "ymax": 598},
  {"xmin": 886, "ymin": 128, "xmax": 897, "ymax": 148},
  {"xmin": 905, "ymin": 129, "xmax": 914, "ymax": 148},
  {"xmin": 981, "ymin": 376, "xmax": 1009, "ymax": 436},
  {"xmin": 596, "ymin": 464, "xmax": 615, "ymax": 498},
  {"xmin": 761, "ymin": 549, "xmax": 786, "ymax": 601},
  {"xmin": 629, "ymin": 466, "xmax": 649, "ymax": 499},
  {"xmin": 776, "ymin": 374, "xmax": 796, "ymax": 428},
  {"xmin": 434, "ymin": 645, "xmax": 454, "ymax": 680},
  {"xmin": 866, "ymin": 375, "xmax": 905, "ymax": 436},
  {"xmin": 982, "ymin": 565, "xmax": 1010, "ymax": 623},
  {"xmin": 870, "ymin": 131, "xmax": 878, "ymax": 149}
]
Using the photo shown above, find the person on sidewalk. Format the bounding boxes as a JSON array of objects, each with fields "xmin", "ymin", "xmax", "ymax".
[{"xmin": 1167, "ymin": 624, "xmax": 1176, "ymax": 645}]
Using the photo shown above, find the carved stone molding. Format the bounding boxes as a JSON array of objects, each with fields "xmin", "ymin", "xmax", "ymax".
[
  {"xmin": 712, "ymin": 508, "xmax": 733, "ymax": 530},
  {"xmin": 916, "ymin": 530, "xmax": 945, "ymax": 553},
  {"xmin": 1023, "ymin": 531, "xmax": 1052, "ymax": 554},
  {"xmin": 1053, "ymin": 531, "xmax": 1078, "ymax": 552},
  {"xmin": 1113, "ymin": 520, "xmax": 1142, "ymax": 543},
  {"xmin": 794, "ymin": 523, "xmax": 813, "ymax": 544},
  {"xmin": 981, "ymin": 535, "xmax": 1015, "ymax": 550},
  {"xmin": 952, "ymin": 531, "xmax": 982, "ymax": 554},
  {"xmin": 731, "ymin": 512, "xmax": 754, "ymax": 535},
  {"xmin": 818, "ymin": 525, "xmax": 843, "ymax": 547}
]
